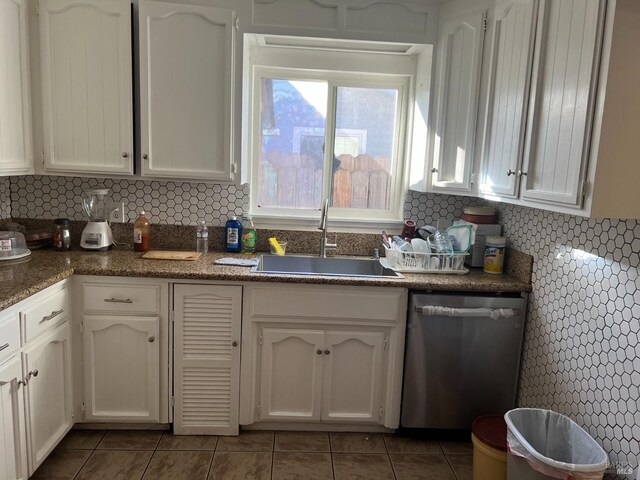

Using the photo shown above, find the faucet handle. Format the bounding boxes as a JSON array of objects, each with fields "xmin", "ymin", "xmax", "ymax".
[{"xmin": 326, "ymin": 233, "xmax": 338, "ymax": 249}]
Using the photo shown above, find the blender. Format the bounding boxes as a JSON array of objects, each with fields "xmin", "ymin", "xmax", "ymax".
[{"xmin": 80, "ymin": 188, "xmax": 114, "ymax": 250}]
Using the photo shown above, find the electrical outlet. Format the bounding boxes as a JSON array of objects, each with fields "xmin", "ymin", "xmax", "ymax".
[{"xmin": 110, "ymin": 202, "xmax": 127, "ymax": 223}]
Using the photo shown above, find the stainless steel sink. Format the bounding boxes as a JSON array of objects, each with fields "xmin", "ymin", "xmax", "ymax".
[{"xmin": 251, "ymin": 255, "xmax": 402, "ymax": 278}]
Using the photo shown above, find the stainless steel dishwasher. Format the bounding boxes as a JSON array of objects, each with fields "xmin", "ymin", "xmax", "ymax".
[{"xmin": 401, "ymin": 292, "xmax": 527, "ymax": 429}]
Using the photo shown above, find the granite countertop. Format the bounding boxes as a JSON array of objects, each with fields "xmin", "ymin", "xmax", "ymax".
[{"xmin": 0, "ymin": 249, "xmax": 532, "ymax": 311}]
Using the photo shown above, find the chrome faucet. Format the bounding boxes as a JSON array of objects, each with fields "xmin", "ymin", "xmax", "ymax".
[{"xmin": 319, "ymin": 198, "xmax": 337, "ymax": 257}]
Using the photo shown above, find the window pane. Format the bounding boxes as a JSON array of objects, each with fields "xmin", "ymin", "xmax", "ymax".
[
  {"xmin": 331, "ymin": 87, "xmax": 398, "ymax": 210},
  {"xmin": 258, "ymin": 78, "xmax": 327, "ymax": 209}
]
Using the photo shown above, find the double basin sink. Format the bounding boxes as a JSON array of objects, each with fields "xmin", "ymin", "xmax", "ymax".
[{"xmin": 251, "ymin": 254, "xmax": 401, "ymax": 278}]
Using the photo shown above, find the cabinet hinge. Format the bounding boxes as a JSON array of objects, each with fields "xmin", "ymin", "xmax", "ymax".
[
  {"xmin": 81, "ymin": 402, "xmax": 85, "ymax": 420},
  {"xmin": 231, "ymin": 163, "xmax": 238, "ymax": 174},
  {"xmin": 256, "ymin": 403, "xmax": 261, "ymax": 418},
  {"xmin": 379, "ymin": 407, "xmax": 384, "ymax": 419},
  {"xmin": 170, "ymin": 310, "xmax": 175, "ymax": 324},
  {"xmin": 470, "ymin": 172, "xmax": 476, "ymax": 185},
  {"xmin": 259, "ymin": 333, "xmax": 263, "ymax": 346},
  {"xmin": 41, "ymin": 151, "xmax": 45, "ymax": 165},
  {"xmin": 482, "ymin": 17, "xmax": 487, "ymax": 32},
  {"xmin": 79, "ymin": 321, "xmax": 84, "ymax": 334},
  {"xmin": 383, "ymin": 338, "xmax": 388, "ymax": 350},
  {"xmin": 582, "ymin": 179, "xmax": 590, "ymax": 200},
  {"xmin": 234, "ymin": 17, "xmax": 239, "ymax": 31},
  {"xmin": 171, "ymin": 396, "xmax": 175, "ymax": 407},
  {"xmin": 35, "ymin": 1, "xmax": 40, "ymax": 16}
]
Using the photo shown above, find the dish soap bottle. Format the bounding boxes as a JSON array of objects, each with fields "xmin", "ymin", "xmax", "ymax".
[
  {"xmin": 225, "ymin": 216, "xmax": 242, "ymax": 253},
  {"xmin": 133, "ymin": 211, "xmax": 150, "ymax": 252},
  {"xmin": 241, "ymin": 216, "xmax": 257, "ymax": 254}
]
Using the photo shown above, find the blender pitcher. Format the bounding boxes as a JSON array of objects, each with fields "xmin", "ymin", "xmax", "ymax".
[{"xmin": 80, "ymin": 188, "xmax": 114, "ymax": 250}]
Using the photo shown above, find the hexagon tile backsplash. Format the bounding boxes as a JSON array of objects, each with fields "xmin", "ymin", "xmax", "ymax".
[
  {"xmin": 4, "ymin": 174, "xmax": 640, "ymax": 478},
  {"xmin": 492, "ymin": 202, "xmax": 639, "ymax": 480}
]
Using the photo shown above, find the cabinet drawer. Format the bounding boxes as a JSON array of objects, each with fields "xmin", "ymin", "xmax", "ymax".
[
  {"xmin": 83, "ymin": 283, "xmax": 160, "ymax": 315},
  {"xmin": 0, "ymin": 312, "xmax": 20, "ymax": 365},
  {"xmin": 20, "ymin": 286, "xmax": 70, "ymax": 345}
]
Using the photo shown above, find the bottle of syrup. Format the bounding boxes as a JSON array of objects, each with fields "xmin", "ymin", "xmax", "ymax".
[{"xmin": 133, "ymin": 211, "xmax": 151, "ymax": 252}]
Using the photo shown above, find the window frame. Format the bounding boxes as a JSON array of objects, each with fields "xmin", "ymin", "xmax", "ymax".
[{"xmin": 243, "ymin": 36, "xmax": 425, "ymax": 232}]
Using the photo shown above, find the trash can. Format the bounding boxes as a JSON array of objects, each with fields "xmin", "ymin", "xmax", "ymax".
[
  {"xmin": 504, "ymin": 408, "xmax": 608, "ymax": 480},
  {"xmin": 472, "ymin": 415, "xmax": 508, "ymax": 480}
]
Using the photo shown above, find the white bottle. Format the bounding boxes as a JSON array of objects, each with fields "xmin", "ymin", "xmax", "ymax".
[{"xmin": 196, "ymin": 220, "xmax": 209, "ymax": 253}]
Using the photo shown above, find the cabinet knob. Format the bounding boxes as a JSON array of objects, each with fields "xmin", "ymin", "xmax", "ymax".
[
  {"xmin": 18, "ymin": 379, "xmax": 26, "ymax": 387},
  {"xmin": 324, "ymin": 350, "xmax": 331, "ymax": 355},
  {"xmin": 232, "ymin": 341, "xmax": 238, "ymax": 347},
  {"xmin": 316, "ymin": 349, "xmax": 323, "ymax": 355},
  {"xmin": 431, "ymin": 167, "xmax": 438, "ymax": 173},
  {"xmin": 506, "ymin": 169, "xmax": 516, "ymax": 176},
  {"xmin": 148, "ymin": 336, "xmax": 155, "ymax": 343},
  {"xmin": 122, "ymin": 152, "xmax": 129, "ymax": 158},
  {"xmin": 143, "ymin": 154, "xmax": 149, "ymax": 160},
  {"xmin": 518, "ymin": 170, "xmax": 528, "ymax": 177},
  {"xmin": 28, "ymin": 369, "xmax": 38, "ymax": 379}
]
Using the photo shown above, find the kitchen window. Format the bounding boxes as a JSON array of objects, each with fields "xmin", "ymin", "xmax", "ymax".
[{"xmin": 243, "ymin": 35, "xmax": 431, "ymax": 230}]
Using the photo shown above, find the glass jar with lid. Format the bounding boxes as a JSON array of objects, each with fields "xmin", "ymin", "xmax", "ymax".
[{"xmin": 53, "ymin": 218, "xmax": 71, "ymax": 251}]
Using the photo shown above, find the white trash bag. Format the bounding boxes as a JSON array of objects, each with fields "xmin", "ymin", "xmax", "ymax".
[{"xmin": 505, "ymin": 408, "xmax": 608, "ymax": 480}]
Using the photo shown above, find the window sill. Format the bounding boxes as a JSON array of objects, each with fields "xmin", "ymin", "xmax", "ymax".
[{"xmin": 251, "ymin": 214, "xmax": 404, "ymax": 234}]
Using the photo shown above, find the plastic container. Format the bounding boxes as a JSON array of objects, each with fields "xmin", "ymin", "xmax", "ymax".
[
  {"xmin": 484, "ymin": 236, "xmax": 506, "ymax": 274},
  {"xmin": 0, "ymin": 231, "xmax": 30, "ymax": 259},
  {"xmin": 225, "ymin": 216, "xmax": 242, "ymax": 253},
  {"xmin": 472, "ymin": 415, "xmax": 508, "ymax": 480},
  {"xmin": 52, "ymin": 218, "xmax": 71, "ymax": 251},
  {"xmin": 133, "ymin": 211, "xmax": 151, "ymax": 252},
  {"xmin": 196, "ymin": 220, "xmax": 209, "ymax": 253},
  {"xmin": 505, "ymin": 408, "xmax": 608, "ymax": 480}
]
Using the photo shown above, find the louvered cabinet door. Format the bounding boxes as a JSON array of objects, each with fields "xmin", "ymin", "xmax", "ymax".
[
  {"xmin": 82, "ymin": 315, "xmax": 160, "ymax": 422},
  {"xmin": 173, "ymin": 285, "xmax": 242, "ymax": 435}
]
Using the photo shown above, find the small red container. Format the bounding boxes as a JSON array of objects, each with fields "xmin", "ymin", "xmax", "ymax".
[{"xmin": 462, "ymin": 207, "xmax": 496, "ymax": 224}]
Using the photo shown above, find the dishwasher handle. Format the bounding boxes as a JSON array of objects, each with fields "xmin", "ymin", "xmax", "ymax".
[{"xmin": 415, "ymin": 305, "xmax": 520, "ymax": 319}]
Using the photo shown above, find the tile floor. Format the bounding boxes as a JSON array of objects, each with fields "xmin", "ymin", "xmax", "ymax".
[{"xmin": 32, "ymin": 429, "xmax": 473, "ymax": 480}]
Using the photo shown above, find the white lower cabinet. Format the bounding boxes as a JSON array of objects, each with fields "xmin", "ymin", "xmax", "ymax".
[
  {"xmin": 22, "ymin": 322, "xmax": 73, "ymax": 473},
  {"xmin": 259, "ymin": 328, "xmax": 324, "ymax": 422},
  {"xmin": 0, "ymin": 356, "xmax": 28, "ymax": 480},
  {"xmin": 258, "ymin": 327, "xmax": 385, "ymax": 424},
  {"xmin": 82, "ymin": 315, "xmax": 159, "ymax": 422},
  {"xmin": 240, "ymin": 284, "xmax": 407, "ymax": 429},
  {"xmin": 173, "ymin": 284, "xmax": 242, "ymax": 435}
]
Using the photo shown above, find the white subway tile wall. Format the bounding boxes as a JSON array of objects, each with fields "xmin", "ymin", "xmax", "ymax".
[
  {"xmin": 0, "ymin": 176, "xmax": 10, "ymax": 219},
  {"xmin": 494, "ymin": 202, "xmax": 639, "ymax": 480}
]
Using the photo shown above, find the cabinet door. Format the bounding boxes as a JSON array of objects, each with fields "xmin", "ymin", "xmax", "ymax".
[
  {"xmin": 321, "ymin": 331, "xmax": 385, "ymax": 423},
  {"xmin": 173, "ymin": 285, "xmax": 242, "ymax": 435},
  {"xmin": 479, "ymin": 0, "xmax": 537, "ymax": 198},
  {"xmin": 259, "ymin": 328, "xmax": 324, "ymax": 422},
  {"xmin": 0, "ymin": 357, "xmax": 28, "ymax": 480},
  {"xmin": 0, "ymin": 0, "xmax": 31, "ymax": 175},
  {"xmin": 430, "ymin": 10, "xmax": 486, "ymax": 193},
  {"xmin": 139, "ymin": 1, "xmax": 235, "ymax": 181},
  {"xmin": 39, "ymin": 0, "xmax": 133, "ymax": 174},
  {"xmin": 520, "ymin": 0, "xmax": 604, "ymax": 207},
  {"xmin": 83, "ymin": 315, "xmax": 159, "ymax": 422},
  {"xmin": 22, "ymin": 323, "xmax": 72, "ymax": 474}
]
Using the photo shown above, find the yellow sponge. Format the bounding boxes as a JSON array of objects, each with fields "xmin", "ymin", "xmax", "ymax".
[{"xmin": 268, "ymin": 237, "xmax": 284, "ymax": 255}]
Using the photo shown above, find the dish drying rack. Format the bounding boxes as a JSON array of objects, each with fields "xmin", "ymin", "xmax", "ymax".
[{"xmin": 381, "ymin": 245, "xmax": 469, "ymax": 274}]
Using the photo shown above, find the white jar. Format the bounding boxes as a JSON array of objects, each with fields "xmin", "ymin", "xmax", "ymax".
[{"xmin": 483, "ymin": 236, "xmax": 506, "ymax": 274}]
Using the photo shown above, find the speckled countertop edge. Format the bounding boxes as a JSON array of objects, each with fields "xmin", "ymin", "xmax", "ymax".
[{"xmin": 0, "ymin": 250, "xmax": 531, "ymax": 312}]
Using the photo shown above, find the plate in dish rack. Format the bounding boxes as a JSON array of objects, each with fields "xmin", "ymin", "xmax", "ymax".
[{"xmin": 379, "ymin": 258, "xmax": 469, "ymax": 275}]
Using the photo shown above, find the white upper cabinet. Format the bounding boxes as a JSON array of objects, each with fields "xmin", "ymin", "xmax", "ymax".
[
  {"xmin": 430, "ymin": 9, "xmax": 487, "ymax": 194},
  {"xmin": 39, "ymin": 0, "xmax": 133, "ymax": 175},
  {"xmin": 139, "ymin": 1, "xmax": 235, "ymax": 181},
  {"xmin": 520, "ymin": 0, "xmax": 604, "ymax": 207},
  {"xmin": 0, "ymin": 0, "xmax": 32, "ymax": 176},
  {"xmin": 479, "ymin": 0, "xmax": 537, "ymax": 198}
]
